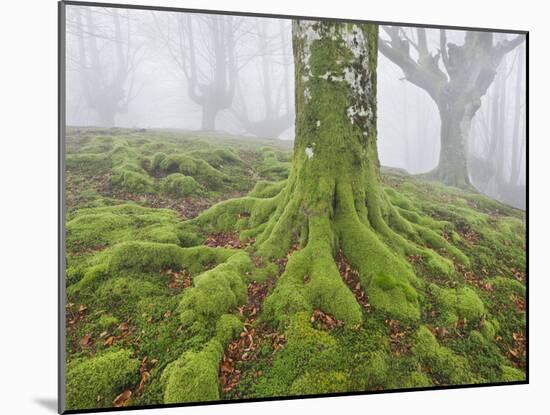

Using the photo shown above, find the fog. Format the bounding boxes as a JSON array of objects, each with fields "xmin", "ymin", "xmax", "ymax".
[{"xmin": 65, "ymin": 6, "xmax": 526, "ymax": 208}]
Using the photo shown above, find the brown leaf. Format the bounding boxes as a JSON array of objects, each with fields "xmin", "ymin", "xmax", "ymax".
[
  {"xmin": 80, "ymin": 334, "xmax": 93, "ymax": 347},
  {"xmin": 103, "ymin": 336, "xmax": 116, "ymax": 346},
  {"xmin": 113, "ymin": 389, "xmax": 132, "ymax": 407}
]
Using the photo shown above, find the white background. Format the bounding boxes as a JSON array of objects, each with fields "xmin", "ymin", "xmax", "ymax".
[{"xmin": 0, "ymin": 0, "xmax": 544, "ymax": 413}]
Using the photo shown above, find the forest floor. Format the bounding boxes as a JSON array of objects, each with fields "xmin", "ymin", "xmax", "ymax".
[{"xmin": 64, "ymin": 127, "xmax": 526, "ymax": 410}]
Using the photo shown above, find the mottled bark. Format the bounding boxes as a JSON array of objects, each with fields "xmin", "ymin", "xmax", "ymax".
[{"xmin": 291, "ymin": 20, "xmax": 380, "ymax": 218}]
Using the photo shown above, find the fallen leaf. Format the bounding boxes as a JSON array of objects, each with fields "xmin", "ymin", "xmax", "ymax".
[
  {"xmin": 113, "ymin": 389, "xmax": 132, "ymax": 407},
  {"xmin": 80, "ymin": 334, "xmax": 93, "ymax": 347}
]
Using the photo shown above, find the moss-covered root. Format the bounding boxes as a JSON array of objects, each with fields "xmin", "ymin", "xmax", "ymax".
[
  {"xmin": 335, "ymin": 182, "xmax": 421, "ymax": 322},
  {"xmin": 178, "ymin": 251, "xmax": 252, "ymax": 332},
  {"xmin": 162, "ymin": 315, "xmax": 242, "ymax": 403},
  {"xmin": 263, "ymin": 215, "xmax": 362, "ymax": 327}
]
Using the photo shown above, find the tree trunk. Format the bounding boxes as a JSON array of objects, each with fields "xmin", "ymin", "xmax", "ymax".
[
  {"xmin": 200, "ymin": 103, "xmax": 218, "ymax": 131},
  {"xmin": 429, "ymin": 101, "xmax": 473, "ymax": 188},
  {"xmin": 509, "ymin": 43, "xmax": 525, "ymax": 187},
  {"xmin": 98, "ymin": 109, "xmax": 116, "ymax": 128},
  {"xmin": 291, "ymin": 21, "xmax": 382, "ymax": 227}
]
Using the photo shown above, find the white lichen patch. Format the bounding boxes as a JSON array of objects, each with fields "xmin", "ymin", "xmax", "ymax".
[
  {"xmin": 347, "ymin": 105, "xmax": 372, "ymax": 125},
  {"xmin": 304, "ymin": 87, "xmax": 312, "ymax": 101},
  {"xmin": 341, "ymin": 24, "xmax": 368, "ymax": 60},
  {"xmin": 305, "ymin": 147, "xmax": 314, "ymax": 159},
  {"xmin": 297, "ymin": 21, "xmax": 322, "ymax": 83}
]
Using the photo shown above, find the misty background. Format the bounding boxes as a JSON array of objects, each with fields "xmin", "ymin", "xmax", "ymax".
[{"xmin": 65, "ymin": 6, "xmax": 526, "ymax": 208}]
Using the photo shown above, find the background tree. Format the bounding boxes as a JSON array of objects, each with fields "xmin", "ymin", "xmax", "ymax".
[
  {"xmin": 379, "ymin": 27, "xmax": 524, "ymax": 188},
  {"xmin": 468, "ymin": 41, "xmax": 526, "ymax": 208},
  {"xmin": 69, "ymin": 7, "xmax": 143, "ymax": 126},
  {"xmin": 154, "ymin": 13, "xmax": 241, "ymax": 131},
  {"xmin": 232, "ymin": 19, "xmax": 294, "ymax": 138}
]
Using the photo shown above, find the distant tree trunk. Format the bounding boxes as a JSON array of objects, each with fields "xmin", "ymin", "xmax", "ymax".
[
  {"xmin": 200, "ymin": 104, "xmax": 218, "ymax": 131},
  {"xmin": 432, "ymin": 99, "xmax": 477, "ymax": 188},
  {"xmin": 509, "ymin": 43, "xmax": 525, "ymax": 187},
  {"xmin": 97, "ymin": 108, "xmax": 116, "ymax": 128},
  {"xmin": 232, "ymin": 20, "xmax": 293, "ymax": 138},
  {"xmin": 176, "ymin": 15, "xmax": 237, "ymax": 132}
]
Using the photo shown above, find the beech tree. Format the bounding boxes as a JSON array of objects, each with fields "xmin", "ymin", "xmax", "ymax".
[
  {"xmin": 379, "ymin": 27, "xmax": 524, "ymax": 188},
  {"xmin": 71, "ymin": 7, "xmax": 142, "ymax": 126},
  {"xmin": 233, "ymin": 20, "xmax": 294, "ymax": 138},
  {"xmin": 155, "ymin": 14, "xmax": 240, "ymax": 131}
]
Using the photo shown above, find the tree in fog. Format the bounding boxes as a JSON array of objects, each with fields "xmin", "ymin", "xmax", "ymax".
[
  {"xmin": 69, "ymin": 7, "xmax": 143, "ymax": 126},
  {"xmin": 155, "ymin": 14, "xmax": 242, "ymax": 131},
  {"xmin": 469, "ymin": 42, "xmax": 526, "ymax": 208},
  {"xmin": 232, "ymin": 20, "xmax": 294, "ymax": 138},
  {"xmin": 379, "ymin": 27, "xmax": 524, "ymax": 188}
]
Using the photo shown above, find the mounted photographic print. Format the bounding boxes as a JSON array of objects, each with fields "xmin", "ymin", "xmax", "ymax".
[{"xmin": 59, "ymin": 1, "xmax": 528, "ymax": 413}]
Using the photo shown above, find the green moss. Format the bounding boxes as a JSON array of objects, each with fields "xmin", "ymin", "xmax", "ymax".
[
  {"xmin": 111, "ymin": 167, "xmax": 153, "ymax": 193},
  {"xmin": 214, "ymin": 314, "xmax": 243, "ymax": 344},
  {"xmin": 361, "ymin": 350, "xmax": 390, "ymax": 389},
  {"xmin": 159, "ymin": 153, "xmax": 228, "ymax": 189},
  {"xmin": 413, "ymin": 326, "xmax": 477, "ymax": 385},
  {"xmin": 64, "ymin": 126, "xmax": 526, "ymax": 403},
  {"xmin": 368, "ymin": 273, "xmax": 420, "ymax": 322},
  {"xmin": 151, "ymin": 152, "xmax": 167, "ymax": 170},
  {"xmin": 430, "ymin": 284, "xmax": 485, "ymax": 326},
  {"xmin": 96, "ymin": 277, "xmax": 165, "ymax": 316},
  {"xmin": 162, "ymin": 314, "xmax": 242, "ymax": 404},
  {"xmin": 97, "ymin": 314, "xmax": 119, "ymax": 330},
  {"xmin": 500, "ymin": 365, "xmax": 525, "ymax": 382},
  {"xmin": 480, "ymin": 319, "xmax": 498, "ymax": 340},
  {"xmin": 107, "ymin": 242, "xmax": 185, "ymax": 273},
  {"xmin": 162, "ymin": 173, "xmax": 202, "ymax": 197},
  {"xmin": 254, "ymin": 312, "xmax": 337, "ymax": 397},
  {"xmin": 69, "ymin": 241, "xmax": 236, "ymax": 297},
  {"xmin": 66, "ymin": 204, "xmax": 183, "ymax": 251},
  {"xmin": 490, "ymin": 277, "xmax": 526, "ymax": 296},
  {"xmin": 66, "ymin": 349, "xmax": 140, "ymax": 410},
  {"xmin": 162, "ymin": 341, "xmax": 223, "ymax": 403},
  {"xmin": 290, "ymin": 371, "xmax": 351, "ymax": 395},
  {"xmin": 248, "ymin": 180, "xmax": 287, "ymax": 198},
  {"xmin": 67, "ymin": 153, "xmax": 112, "ymax": 174},
  {"xmin": 179, "ymin": 252, "xmax": 251, "ymax": 329},
  {"xmin": 402, "ymin": 371, "xmax": 433, "ymax": 388}
]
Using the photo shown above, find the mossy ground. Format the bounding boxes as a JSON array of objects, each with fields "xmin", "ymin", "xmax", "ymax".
[{"xmin": 65, "ymin": 128, "xmax": 526, "ymax": 410}]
